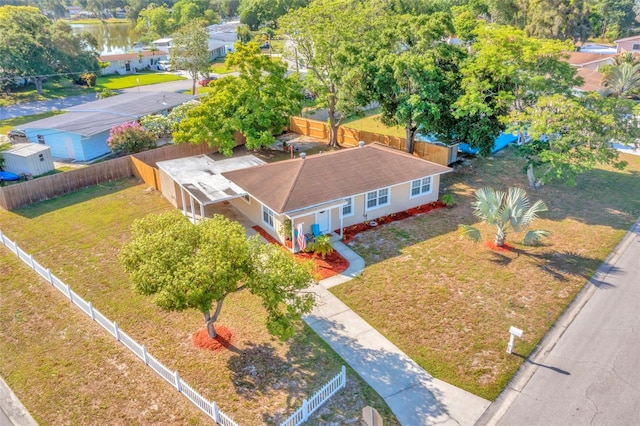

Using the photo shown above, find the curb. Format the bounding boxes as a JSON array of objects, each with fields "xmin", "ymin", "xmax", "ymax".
[{"xmin": 476, "ymin": 218, "xmax": 640, "ymax": 426}]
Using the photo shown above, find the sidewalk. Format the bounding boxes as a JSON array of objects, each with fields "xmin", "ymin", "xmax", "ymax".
[
  {"xmin": 0, "ymin": 376, "xmax": 37, "ymax": 426},
  {"xmin": 308, "ymin": 241, "xmax": 489, "ymax": 426}
]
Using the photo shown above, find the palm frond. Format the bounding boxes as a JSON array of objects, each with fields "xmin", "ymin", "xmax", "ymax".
[
  {"xmin": 521, "ymin": 199, "xmax": 548, "ymax": 228},
  {"xmin": 523, "ymin": 229, "xmax": 550, "ymax": 246},
  {"xmin": 458, "ymin": 224, "xmax": 481, "ymax": 242},
  {"xmin": 474, "ymin": 187, "xmax": 504, "ymax": 224}
]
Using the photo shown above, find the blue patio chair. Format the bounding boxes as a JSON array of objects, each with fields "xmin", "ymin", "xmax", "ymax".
[{"xmin": 311, "ymin": 223, "xmax": 321, "ymax": 238}]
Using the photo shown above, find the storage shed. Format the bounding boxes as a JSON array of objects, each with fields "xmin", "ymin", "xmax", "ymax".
[{"xmin": 1, "ymin": 143, "xmax": 55, "ymax": 177}]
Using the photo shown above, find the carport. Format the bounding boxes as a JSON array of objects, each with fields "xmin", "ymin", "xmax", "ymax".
[{"xmin": 156, "ymin": 154, "xmax": 266, "ymax": 223}]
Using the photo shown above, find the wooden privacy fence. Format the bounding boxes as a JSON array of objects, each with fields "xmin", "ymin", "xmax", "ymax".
[
  {"xmin": 0, "ymin": 142, "xmax": 215, "ymax": 211},
  {"xmin": 0, "ymin": 156, "xmax": 132, "ymax": 211},
  {"xmin": 289, "ymin": 116, "xmax": 458, "ymax": 166},
  {"xmin": 0, "ymin": 228, "xmax": 346, "ymax": 425}
]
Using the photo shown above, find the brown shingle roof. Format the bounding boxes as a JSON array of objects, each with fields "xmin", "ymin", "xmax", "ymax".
[
  {"xmin": 223, "ymin": 143, "xmax": 451, "ymax": 214},
  {"xmin": 575, "ymin": 68, "xmax": 603, "ymax": 92},
  {"xmin": 564, "ymin": 52, "xmax": 614, "ymax": 66}
]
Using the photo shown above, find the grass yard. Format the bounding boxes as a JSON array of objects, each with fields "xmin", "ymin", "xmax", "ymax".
[
  {"xmin": 210, "ymin": 58, "xmax": 238, "ymax": 74},
  {"xmin": 342, "ymin": 109, "xmax": 406, "ymax": 138},
  {"xmin": 0, "ymin": 179, "xmax": 399, "ymax": 425},
  {"xmin": 96, "ymin": 72, "xmax": 185, "ymax": 90},
  {"xmin": 331, "ymin": 149, "xmax": 640, "ymax": 400}
]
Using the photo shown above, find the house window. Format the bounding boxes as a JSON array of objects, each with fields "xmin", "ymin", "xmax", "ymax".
[
  {"xmin": 366, "ymin": 188, "xmax": 389, "ymax": 210},
  {"xmin": 410, "ymin": 177, "xmax": 432, "ymax": 198},
  {"xmin": 342, "ymin": 197, "xmax": 353, "ymax": 217},
  {"xmin": 633, "ymin": 44, "xmax": 640, "ymax": 50},
  {"xmin": 262, "ymin": 205, "xmax": 274, "ymax": 228},
  {"xmin": 37, "ymin": 135, "xmax": 45, "ymax": 144}
]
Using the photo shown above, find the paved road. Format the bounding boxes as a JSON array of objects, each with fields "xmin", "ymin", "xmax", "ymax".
[
  {"xmin": 0, "ymin": 78, "xmax": 194, "ymax": 120},
  {"xmin": 481, "ymin": 219, "xmax": 640, "ymax": 426}
]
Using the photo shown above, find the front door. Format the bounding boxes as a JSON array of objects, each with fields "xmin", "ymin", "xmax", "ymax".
[{"xmin": 316, "ymin": 209, "xmax": 330, "ymax": 234}]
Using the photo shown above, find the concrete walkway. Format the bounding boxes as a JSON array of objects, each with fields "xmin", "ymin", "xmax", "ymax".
[
  {"xmin": 308, "ymin": 241, "xmax": 490, "ymax": 426},
  {"xmin": 0, "ymin": 376, "xmax": 37, "ymax": 426}
]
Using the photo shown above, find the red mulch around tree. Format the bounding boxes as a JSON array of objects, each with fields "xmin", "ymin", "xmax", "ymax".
[
  {"xmin": 251, "ymin": 226, "xmax": 350, "ymax": 279},
  {"xmin": 192, "ymin": 326, "xmax": 233, "ymax": 351},
  {"xmin": 484, "ymin": 240, "xmax": 514, "ymax": 252},
  {"xmin": 335, "ymin": 201, "xmax": 446, "ymax": 244}
]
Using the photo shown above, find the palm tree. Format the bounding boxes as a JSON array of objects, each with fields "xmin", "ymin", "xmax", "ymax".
[
  {"xmin": 602, "ymin": 53, "xmax": 640, "ymax": 97},
  {"xmin": 459, "ymin": 187, "xmax": 549, "ymax": 247}
]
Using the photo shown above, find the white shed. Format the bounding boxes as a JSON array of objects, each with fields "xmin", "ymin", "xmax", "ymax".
[{"xmin": 1, "ymin": 143, "xmax": 55, "ymax": 176}]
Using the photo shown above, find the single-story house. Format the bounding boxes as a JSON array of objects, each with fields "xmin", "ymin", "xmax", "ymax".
[
  {"xmin": 16, "ymin": 92, "xmax": 194, "ymax": 162},
  {"xmin": 151, "ymin": 38, "xmax": 173, "ymax": 52},
  {"xmin": 100, "ymin": 51, "xmax": 168, "ymax": 75},
  {"xmin": 0, "ymin": 143, "xmax": 54, "ymax": 177},
  {"xmin": 158, "ymin": 143, "xmax": 451, "ymax": 252},
  {"xmin": 614, "ymin": 35, "xmax": 640, "ymax": 53},
  {"xmin": 152, "ymin": 36, "xmax": 228, "ymax": 61}
]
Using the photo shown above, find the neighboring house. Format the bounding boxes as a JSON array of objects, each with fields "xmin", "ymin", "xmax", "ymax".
[
  {"xmin": 158, "ymin": 143, "xmax": 451, "ymax": 251},
  {"xmin": 152, "ymin": 38, "xmax": 173, "ymax": 53},
  {"xmin": 100, "ymin": 51, "xmax": 168, "ymax": 75},
  {"xmin": 577, "ymin": 42, "xmax": 617, "ymax": 55},
  {"xmin": 562, "ymin": 51, "xmax": 615, "ymax": 93},
  {"xmin": 614, "ymin": 35, "xmax": 640, "ymax": 53},
  {"xmin": 16, "ymin": 92, "xmax": 194, "ymax": 162}
]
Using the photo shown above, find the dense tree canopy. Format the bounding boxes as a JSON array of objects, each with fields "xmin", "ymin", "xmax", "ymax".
[
  {"xmin": 174, "ymin": 42, "xmax": 303, "ymax": 153},
  {"xmin": 170, "ymin": 19, "xmax": 211, "ymax": 94},
  {"xmin": 119, "ymin": 212, "xmax": 315, "ymax": 339},
  {"xmin": 0, "ymin": 6, "xmax": 100, "ymax": 94}
]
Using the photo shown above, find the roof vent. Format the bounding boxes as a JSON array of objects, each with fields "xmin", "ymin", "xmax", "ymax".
[
  {"xmin": 358, "ymin": 141, "xmax": 365, "ymax": 148},
  {"xmin": 300, "ymin": 152, "xmax": 306, "ymax": 159}
]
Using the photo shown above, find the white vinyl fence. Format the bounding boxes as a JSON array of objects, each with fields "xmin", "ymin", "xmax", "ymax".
[{"xmin": 0, "ymin": 229, "xmax": 346, "ymax": 425}]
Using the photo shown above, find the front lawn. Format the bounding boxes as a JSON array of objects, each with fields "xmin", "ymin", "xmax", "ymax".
[
  {"xmin": 0, "ymin": 179, "xmax": 399, "ymax": 425},
  {"xmin": 331, "ymin": 149, "xmax": 640, "ymax": 400}
]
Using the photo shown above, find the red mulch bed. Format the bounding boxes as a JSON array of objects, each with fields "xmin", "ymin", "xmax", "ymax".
[
  {"xmin": 192, "ymin": 325, "xmax": 232, "ymax": 351},
  {"xmin": 252, "ymin": 226, "xmax": 350, "ymax": 279},
  {"xmin": 484, "ymin": 240, "xmax": 514, "ymax": 252},
  {"xmin": 335, "ymin": 201, "xmax": 446, "ymax": 244}
]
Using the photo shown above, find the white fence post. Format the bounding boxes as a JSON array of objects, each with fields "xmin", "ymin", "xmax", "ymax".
[
  {"xmin": 302, "ymin": 399, "xmax": 309, "ymax": 422},
  {"xmin": 211, "ymin": 401, "xmax": 220, "ymax": 423},
  {"xmin": 89, "ymin": 302, "xmax": 95, "ymax": 320},
  {"xmin": 0, "ymin": 229, "xmax": 3, "ymax": 243},
  {"xmin": 113, "ymin": 321, "xmax": 120, "ymax": 340},
  {"xmin": 142, "ymin": 345, "xmax": 148, "ymax": 364},
  {"xmin": 174, "ymin": 371, "xmax": 181, "ymax": 392},
  {"xmin": 46, "ymin": 268, "xmax": 53, "ymax": 284},
  {"xmin": 341, "ymin": 365, "xmax": 346, "ymax": 384},
  {"xmin": 66, "ymin": 283, "xmax": 73, "ymax": 301},
  {"xmin": 29, "ymin": 254, "xmax": 35, "ymax": 269}
]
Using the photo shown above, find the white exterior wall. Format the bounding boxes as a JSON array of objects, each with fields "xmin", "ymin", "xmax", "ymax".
[{"xmin": 1, "ymin": 146, "xmax": 54, "ymax": 176}]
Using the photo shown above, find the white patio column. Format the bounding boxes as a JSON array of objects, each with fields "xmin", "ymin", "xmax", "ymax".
[
  {"xmin": 189, "ymin": 195, "xmax": 196, "ymax": 223},
  {"xmin": 200, "ymin": 202, "xmax": 205, "ymax": 220},
  {"xmin": 180, "ymin": 186, "xmax": 187, "ymax": 216}
]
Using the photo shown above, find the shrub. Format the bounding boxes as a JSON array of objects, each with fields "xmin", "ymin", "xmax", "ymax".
[
  {"xmin": 107, "ymin": 121, "xmax": 157, "ymax": 154},
  {"xmin": 308, "ymin": 234, "xmax": 333, "ymax": 259},
  {"xmin": 441, "ymin": 193, "xmax": 454, "ymax": 207}
]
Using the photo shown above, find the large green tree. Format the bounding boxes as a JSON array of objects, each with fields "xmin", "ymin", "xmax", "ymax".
[
  {"xmin": 170, "ymin": 19, "xmax": 211, "ymax": 95},
  {"xmin": 367, "ymin": 12, "xmax": 466, "ymax": 154},
  {"xmin": 174, "ymin": 41, "xmax": 303, "ymax": 154},
  {"xmin": 279, "ymin": 0, "xmax": 385, "ymax": 147},
  {"xmin": 239, "ymin": 0, "xmax": 309, "ymax": 29},
  {"xmin": 0, "ymin": 6, "xmax": 99, "ymax": 94},
  {"xmin": 512, "ymin": 93, "xmax": 638, "ymax": 186},
  {"xmin": 454, "ymin": 24, "xmax": 580, "ymax": 156},
  {"xmin": 134, "ymin": 4, "xmax": 174, "ymax": 43},
  {"xmin": 119, "ymin": 212, "xmax": 315, "ymax": 339}
]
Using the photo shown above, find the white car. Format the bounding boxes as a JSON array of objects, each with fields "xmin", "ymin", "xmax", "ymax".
[{"xmin": 157, "ymin": 60, "xmax": 172, "ymax": 72}]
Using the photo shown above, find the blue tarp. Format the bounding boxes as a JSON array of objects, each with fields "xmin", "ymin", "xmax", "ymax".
[
  {"xmin": 0, "ymin": 171, "xmax": 20, "ymax": 181},
  {"xmin": 458, "ymin": 132, "xmax": 519, "ymax": 155}
]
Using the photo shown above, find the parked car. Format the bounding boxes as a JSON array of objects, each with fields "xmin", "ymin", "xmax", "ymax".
[
  {"xmin": 198, "ymin": 76, "xmax": 218, "ymax": 87},
  {"xmin": 157, "ymin": 60, "xmax": 172, "ymax": 71},
  {"xmin": 7, "ymin": 129, "xmax": 27, "ymax": 143}
]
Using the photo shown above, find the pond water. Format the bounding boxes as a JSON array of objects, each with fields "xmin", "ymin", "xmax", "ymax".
[{"xmin": 70, "ymin": 22, "xmax": 137, "ymax": 56}]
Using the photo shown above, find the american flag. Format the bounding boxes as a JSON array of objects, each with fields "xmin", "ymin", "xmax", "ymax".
[{"xmin": 297, "ymin": 223, "xmax": 306, "ymax": 251}]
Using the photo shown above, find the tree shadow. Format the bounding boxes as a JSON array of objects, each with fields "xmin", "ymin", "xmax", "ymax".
[{"xmin": 511, "ymin": 352, "xmax": 571, "ymax": 376}]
